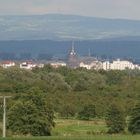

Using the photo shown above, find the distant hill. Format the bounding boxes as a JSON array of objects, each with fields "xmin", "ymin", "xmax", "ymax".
[
  {"xmin": 0, "ymin": 40, "xmax": 140, "ymax": 62},
  {"xmin": 0, "ymin": 14, "xmax": 140, "ymax": 40}
]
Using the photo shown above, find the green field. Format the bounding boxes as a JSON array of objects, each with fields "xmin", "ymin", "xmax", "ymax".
[
  {"xmin": 0, "ymin": 119, "xmax": 140, "ymax": 140},
  {"xmin": 52, "ymin": 119, "xmax": 107, "ymax": 136}
]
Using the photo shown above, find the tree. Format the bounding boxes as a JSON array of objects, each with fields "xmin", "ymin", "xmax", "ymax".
[
  {"xmin": 128, "ymin": 101, "xmax": 140, "ymax": 134},
  {"xmin": 78, "ymin": 104, "xmax": 96, "ymax": 120},
  {"xmin": 7, "ymin": 87, "xmax": 55, "ymax": 136},
  {"xmin": 60, "ymin": 103, "xmax": 76, "ymax": 118},
  {"xmin": 106, "ymin": 103, "xmax": 126, "ymax": 133},
  {"xmin": 40, "ymin": 72, "xmax": 71, "ymax": 93}
]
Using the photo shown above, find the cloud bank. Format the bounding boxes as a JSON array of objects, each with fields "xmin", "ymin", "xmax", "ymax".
[{"xmin": 0, "ymin": 0, "xmax": 140, "ymax": 20}]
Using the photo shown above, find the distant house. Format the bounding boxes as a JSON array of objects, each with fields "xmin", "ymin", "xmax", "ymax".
[
  {"xmin": 37, "ymin": 63, "xmax": 44, "ymax": 68},
  {"xmin": 2, "ymin": 61, "xmax": 15, "ymax": 68},
  {"xmin": 110, "ymin": 59, "xmax": 135, "ymax": 70},
  {"xmin": 80, "ymin": 56, "xmax": 102, "ymax": 70},
  {"xmin": 50, "ymin": 61, "xmax": 66, "ymax": 68},
  {"xmin": 102, "ymin": 61, "xmax": 110, "ymax": 70},
  {"xmin": 20, "ymin": 61, "xmax": 36, "ymax": 70}
]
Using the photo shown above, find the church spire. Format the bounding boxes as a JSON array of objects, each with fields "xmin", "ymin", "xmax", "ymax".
[{"xmin": 70, "ymin": 41, "xmax": 76, "ymax": 55}]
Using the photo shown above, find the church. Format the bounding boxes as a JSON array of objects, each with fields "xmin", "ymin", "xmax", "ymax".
[{"xmin": 67, "ymin": 42, "xmax": 80, "ymax": 68}]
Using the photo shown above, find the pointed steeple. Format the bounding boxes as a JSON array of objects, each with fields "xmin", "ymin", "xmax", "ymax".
[{"xmin": 70, "ymin": 41, "xmax": 76, "ymax": 56}]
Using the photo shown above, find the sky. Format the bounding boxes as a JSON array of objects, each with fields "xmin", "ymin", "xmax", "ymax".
[{"xmin": 0, "ymin": 0, "xmax": 140, "ymax": 20}]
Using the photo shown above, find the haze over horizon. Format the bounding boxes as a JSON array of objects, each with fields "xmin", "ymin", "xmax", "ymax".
[
  {"xmin": 0, "ymin": 0, "xmax": 140, "ymax": 20},
  {"xmin": 0, "ymin": 0, "xmax": 140, "ymax": 41}
]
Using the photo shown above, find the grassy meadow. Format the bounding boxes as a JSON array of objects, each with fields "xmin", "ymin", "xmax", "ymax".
[
  {"xmin": 0, "ymin": 119, "xmax": 139, "ymax": 140},
  {"xmin": 52, "ymin": 119, "xmax": 107, "ymax": 136}
]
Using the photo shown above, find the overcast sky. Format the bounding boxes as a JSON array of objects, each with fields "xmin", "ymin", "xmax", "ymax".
[{"xmin": 0, "ymin": 0, "xmax": 140, "ymax": 20}]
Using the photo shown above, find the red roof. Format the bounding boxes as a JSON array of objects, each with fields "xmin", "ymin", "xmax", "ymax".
[
  {"xmin": 2, "ymin": 61, "xmax": 14, "ymax": 65},
  {"xmin": 26, "ymin": 61, "xmax": 33, "ymax": 64}
]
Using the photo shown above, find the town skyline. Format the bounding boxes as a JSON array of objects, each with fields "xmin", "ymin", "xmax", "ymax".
[{"xmin": 0, "ymin": 45, "xmax": 140, "ymax": 71}]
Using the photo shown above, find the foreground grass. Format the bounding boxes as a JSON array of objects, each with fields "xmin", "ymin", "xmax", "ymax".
[{"xmin": 1, "ymin": 135, "xmax": 140, "ymax": 140}]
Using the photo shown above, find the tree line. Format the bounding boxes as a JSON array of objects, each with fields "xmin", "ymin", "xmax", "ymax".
[{"xmin": 0, "ymin": 65, "xmax": 140, "ymax": 135}]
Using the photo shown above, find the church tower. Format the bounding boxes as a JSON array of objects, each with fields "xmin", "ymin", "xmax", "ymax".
[
  {"xmin": 68, "ymin": 41, "xmax": 79, "ymax": 68},
  {"xmin": 69, "ymin": 41, "xmax": 76, "ymax": 60}
]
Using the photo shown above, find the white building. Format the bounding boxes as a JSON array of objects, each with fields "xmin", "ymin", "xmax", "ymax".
[
  {"xmin": 50, "ymin": 61, "xmax": 67, "ymax": 68},
  {"xmin": 20, "ymin": 61, "xmax": 37, "ymax": 70},
  {"xmin": 110, "ymin": 59, "xmax": 135, "ymax": 70},
  {"xmin": 79, "ymin": 57, "xmax": 102, "ymax": 70},
  {"xmin": 37, "ymin": 63, "xmax": 44, "ymax": 68},
  {"xmin": 102, "ymin": 61, "xmax": 110, "ymax": 70},
  {"xmin": 2, "ymin": 61, "xmax": 15, "ymax": 68},
  {"xmin": 102, "ymin": 59, "xmax": 136, "ymax": 70},
  {"xmin": 80, "ymin": 61, "xmax": 102, "ymax": 70},
  {"xmin": 80, "ymin": 62, "xmax": 92, "ymax": 70}
]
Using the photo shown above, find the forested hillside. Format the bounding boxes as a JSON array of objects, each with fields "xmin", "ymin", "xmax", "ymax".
[{"xmin": 1, "ymin": 40, "xmax": 140, "ymax": 60}]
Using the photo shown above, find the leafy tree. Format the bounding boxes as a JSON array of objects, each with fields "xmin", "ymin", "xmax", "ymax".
[
  {"xmin": 106, "ymin": 103, "xmax": 126, "ymax": 133},
  {"xmin": 40, "ymin": 72, "xmax": 71, "ymax": 93},
  {"xmin": 60, "ymin": 103, "xmax": 76, "ymax": 118},
  {"xmin": 7, "ymin": 87, "xmax": 55, "ymax": 136},
  {"xmin": 78, "ymin": 104, "xmax": 96, "ymax": 120},
  {"xmin": 105, "ymin": 70, "xmax": 124, "ymax": 85},
  {"xmin": 128, "ymin": 101, "xmax": 140, "ymax": 134}
]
